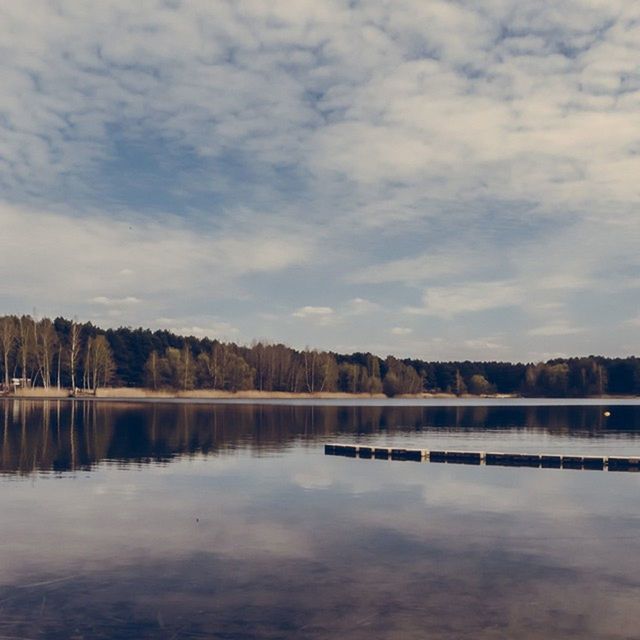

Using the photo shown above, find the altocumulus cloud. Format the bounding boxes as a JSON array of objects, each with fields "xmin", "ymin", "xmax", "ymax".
[{"xmin": 0, "ymin": 0, "xmax": 639, "ymax": 359}]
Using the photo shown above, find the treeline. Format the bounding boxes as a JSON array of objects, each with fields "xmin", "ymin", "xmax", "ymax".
[
  {"xmin": 0, "ymin": 314, "xmax": 639, "ymax": 396},
  {"xmin": 0, "ymin": 315, "xmax": 114, "ymax": 391}
]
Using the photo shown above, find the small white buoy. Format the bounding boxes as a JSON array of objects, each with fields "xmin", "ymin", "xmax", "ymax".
[{"xmin": 604, "ymin": 411, "xmax": 611, "ymax": 417}]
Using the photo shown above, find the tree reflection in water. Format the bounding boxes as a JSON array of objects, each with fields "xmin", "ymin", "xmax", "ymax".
[{"xmin": 2, "ymin": 399, "xmax": 640, "ymax": 475}]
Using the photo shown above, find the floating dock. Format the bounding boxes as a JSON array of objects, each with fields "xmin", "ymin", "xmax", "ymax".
[{"xmin": 324, "ymin": 444, "xmax": 640, "ymax": 472}]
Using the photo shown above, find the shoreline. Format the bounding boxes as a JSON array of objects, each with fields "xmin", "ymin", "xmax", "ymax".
[
  {"xmin": 2, "ymin": 388, "xmax": 639, "ymax": 404},
  {"xmin": 4, "ymin": 388, "xmax": 480, "ymax": 400}
]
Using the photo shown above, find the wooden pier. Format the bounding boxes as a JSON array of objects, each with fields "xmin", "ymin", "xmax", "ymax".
[{"xmin": 324, "ymin": 444, "xmax": 640, "ymax": 472}]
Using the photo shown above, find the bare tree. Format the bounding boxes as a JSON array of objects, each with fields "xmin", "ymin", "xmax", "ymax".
[
  {"xmin": 83, "ymin": 336, "xmax": 91, "ymax": 391},
  {"xmin": 224, "ymin": 352, "xmax": 254, "ymax": 391},
  {"xmin": 56, "ymin": 341, "xmax": 63, "ymax": 390},
  {"xmin": 32, "ymin": 315, "xmax": 42, "ymax": 386},
  {"xmin": 0, "ymin": 316, "xmax": 17, "ymax": 388},
  {"xmin": 303, "ymin": 349, "xmax": 317, "ymax": 393},
  {"xmin": 69, "ymin": 321, "xmax": 80, "ymax": 391},
  {"xmin": 36, "ymin": 318, "xmax": 57, "ymax": 389},
  {"xmin": 182, "ymin": 344, "xmax": 192, "ymax": 391},
  {"xmin": 145, "ymin": 350, "xmax": 159, "ymax": 390},
  {"xmin": 211, "ymin": 342, "xmax": 229, "ymax": 390},
  {"xmin": 17, "ymin": 315, "xmax": 34, "ymax": 384},
  {"xmin": 87, "ymin": 335, "xmax": 114, "ymax": 390},
  {"xmin": 302, "ymin": 349, "xmax": 337, "ymax": 393}
]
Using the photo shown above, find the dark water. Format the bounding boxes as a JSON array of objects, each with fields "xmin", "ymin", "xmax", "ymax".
[{"xmin": 1, "ymin": 400, "xmax": 640, "ymax": 639}]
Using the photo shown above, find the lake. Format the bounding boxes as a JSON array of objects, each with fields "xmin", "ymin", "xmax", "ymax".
[{"xmin": 1, "ymin": 399, "xmax": 639, "ymax": 639}]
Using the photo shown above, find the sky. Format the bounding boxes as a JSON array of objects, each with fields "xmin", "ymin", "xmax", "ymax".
[{"xmin": 0, "ymin": 0, "xmax": 639, "ymax": 362}]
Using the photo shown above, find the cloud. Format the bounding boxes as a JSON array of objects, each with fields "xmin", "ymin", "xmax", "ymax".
[
  {"xmin": 463, "ymin": 337, "xmax": 506, "ymax": 351},
  {"xmin": 1, "ymin": 1, "xmax": 639, "ymax": 360},
  {"xmin": 0, "ymin": 202, "xmax": 314, "ymax": 326},
  {"xmin": 407, "ymin": 281, "xmax": 523, "ymax": 318},
  {"xmin": 170, "ymin": 324, "xmax": 239, "ymax": 340},
  {"xmin": 391, "ymin": 327, "xmax": 413, "ymax": 336},
  {"xmin": 528, "ymin": 322, "xmax": 586, "ymax": 337},
  {"xmin": 90, "ymin": 296, "xmax": 140, "ymax": 306},
  {"xmin": 153, "ymin": 316, "xmax": 239, "ymax": 339},
  {"xmin": 349, "ymin": 250, "xmax": 483, "ymax": 285},
  {"xmin": 292, "ymin": 306, "xmax": 334, "ymax": 319},
  {"xmin": 345, "ymin": 297, "xmax": 380, "ymax": 315},
  {"xmin": 3, "ymin": 0, "xmax": 639, "ymax": 218},
  {"xmin": 291, "ymin": 298, "xmax": 380, "ymax": 327}
]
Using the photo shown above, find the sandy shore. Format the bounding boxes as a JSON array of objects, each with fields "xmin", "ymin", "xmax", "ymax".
[
  {"xmin": 9, "ymin": 388, "xmax": 70, "ymax": 399},
  {"xmin": 96, "ymin": 388, "xmax": 491, "ymax": 400},
  {"xmin": 4, "ymin": 387, "xmax": 517, "ymax": 401},
  {"xmin": 97, "ymin": 388, "xmax": 390, "ymax": 399},
  {"xmin": 4, "ymin": 389, "xmax": 636, "ymax": 402}
]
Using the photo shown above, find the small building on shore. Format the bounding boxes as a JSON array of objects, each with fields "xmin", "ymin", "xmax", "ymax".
[{"xmin": 10, "ymin": 378, "xmax": 32, "ymax": 392}]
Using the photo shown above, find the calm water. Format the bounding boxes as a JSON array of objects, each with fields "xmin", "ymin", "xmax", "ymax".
[{"xmin": 1, "ymin": 399, "xmax": 640, "ymax": 639}]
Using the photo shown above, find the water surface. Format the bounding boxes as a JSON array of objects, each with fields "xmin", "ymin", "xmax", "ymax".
[{"xmin": 1, "ymin": 399, "xmax": 639, "ymax": 639}]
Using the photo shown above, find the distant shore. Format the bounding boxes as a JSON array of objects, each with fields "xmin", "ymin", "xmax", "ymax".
[
  {"xmin": 3, "ymin": 387, "xmax": 638, "ymax": 401},
  {"xmin": 4, "ymin": 387, "xmax": 516, "ymax": 400},
  {"xmin": 4, "ymin": 387, "xmax": 464, "ymax": 400}
]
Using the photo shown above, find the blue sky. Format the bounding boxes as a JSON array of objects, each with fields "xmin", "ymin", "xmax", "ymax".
[{"xmin": 0, "ymin": 0, "xmax": 639, "ymax": 361}]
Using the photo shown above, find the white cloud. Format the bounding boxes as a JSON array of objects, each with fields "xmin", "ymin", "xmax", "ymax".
[
  {"xmin": 291, "ymin": 298, "xmax": 379, "ymax": 324},
  {"xmin": 463, "ymin": 337, "xmax": 506, "ymax": 351},
  {"xmin": 349, "ymin": 250, "xmax": 484, "ymax": 285},
  {"xmin": 2, "ymin": 0, "xmax": 639, "ymax": 218},
  {"xmin": 90, "ymin": 296, "xmax": 140, "ymax": 306},
  {"xmin": 346, "ymin": 297, "xmax": 380, "ymax": 315},
  {"xmin": 1, "ymin": 1, "xmax": 639, "ymax": 359},
  {"xmin": 170, "ymin": 324, "xmax": 239, "ymax": 339},
  {"xmin": 528, "ymin": 321, "xmax": 586, "ymax": 337},
  {"xmin": 291, "ymin": 305, "xmax": 337, "ymax": 328},
  {"xmin": 151, "ymin": 316, "xmax": 240, "ymax": 340},
  {"xmin": 0, "ymin": 203, "xmax": 315, "ymax": 325},
  {"xmin": 391, "ymin": 327, "xmax": 413, "ymax": 336},
  {"xmin": 407, "ymin": 281, "xmax": 523, "ymax": 318},
  {"xmin": 257, "ymin": 312, "xmax": 279, "ymax": 322},
  {"xmin": 292, "ymin": 306, "xmax": 334, "ymax": 318}
]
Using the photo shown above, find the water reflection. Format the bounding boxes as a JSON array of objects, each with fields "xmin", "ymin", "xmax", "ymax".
[
  {"xmin": 2, "ymin": 399, "xmax": 640, "ymax": 475},
  {"xmin": 1, "ymin": 401, "xmax": 640, "ymax": 638}
]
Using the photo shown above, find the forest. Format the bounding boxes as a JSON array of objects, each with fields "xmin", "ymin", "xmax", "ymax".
[{"xmin": 0, "ymin": 314, "xmax": 638, "ymax": 397}]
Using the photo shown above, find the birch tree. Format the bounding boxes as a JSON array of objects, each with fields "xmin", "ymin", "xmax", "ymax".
[
  {"xmin": 303, "ymin": 349, "xmax": 338, "ymax": 393},
  {"xmin": 0, "ymin": 316, "xmax": 17, "ymax": 387},
  {"xmin": 37, "ymin": 318, "xmax": 57, "ymax": 389},
  {"xmin": 17, "ymin": 315, "xmax": 34, "ymax": 384},
  {"xmin": 69, "ymin": 321, "xmax": 80, "ymax": 391},
  {"xmin": 145, "ymin": 350, "xmax": 159, "ymax": 389},
  {"xmin": 87, "ymin": 335, "xmax": 114, "ymax": 390},
  {"xmin": 181, "ymin": 344, "xmax": 192, "ymax": 391}
]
